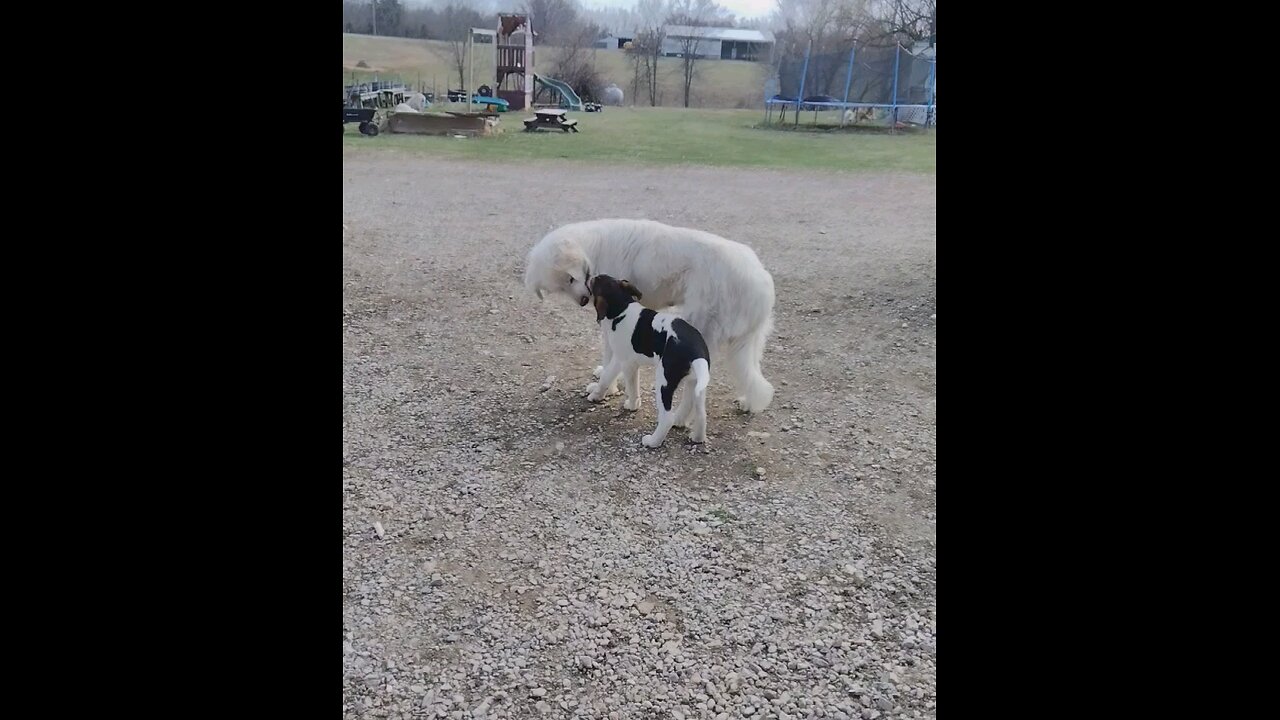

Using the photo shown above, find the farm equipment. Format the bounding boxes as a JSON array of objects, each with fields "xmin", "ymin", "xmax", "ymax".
[
  {"xmin": 343, "ymin": 105, "xmax": 379, "ymax": 136},
  {"xmin": 343, "ymin": 80, "xmax": 418, "ymax": 136}
]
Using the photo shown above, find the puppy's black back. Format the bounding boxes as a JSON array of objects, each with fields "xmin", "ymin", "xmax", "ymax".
[{"xmin": 631, "ymin": 309, "xmax": 710, "ymax": 411}]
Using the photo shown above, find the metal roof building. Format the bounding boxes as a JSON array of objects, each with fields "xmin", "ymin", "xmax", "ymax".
[{"xmin": 661, "ymin": 25, "xmax": 775, "ymax": 61}]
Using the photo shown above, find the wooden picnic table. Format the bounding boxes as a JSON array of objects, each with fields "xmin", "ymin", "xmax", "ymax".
[{"xmin": 523, "ymin": 107, "xmax": 579, "ymax": 133}]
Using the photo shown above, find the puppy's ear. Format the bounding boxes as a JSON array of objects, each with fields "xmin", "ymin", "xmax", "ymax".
[
  {"xmin": 619, "ymin": 279, "xmax": 642, "ymax": 300},
  {"xmin": 593, "ymin": 293, "xmax": 608, "ymax": 322}
]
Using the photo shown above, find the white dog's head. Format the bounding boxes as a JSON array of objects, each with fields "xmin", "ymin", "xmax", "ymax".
[{"xmin": 524, "ymin": 234, "xmax": 593, "ymax": 307}]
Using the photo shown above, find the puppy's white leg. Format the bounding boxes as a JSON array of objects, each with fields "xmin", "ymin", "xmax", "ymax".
[
  {"xmin": 587, "ymin": 362, "xmax": 624, "ymax": 402},
  {"xmin": 667, "ymin": 387, "xmax": 693, "ymax": 432},
  {"xmin": 642, "ymin": 369, "xmax": 678, "ymax": 448},
  {"xmin": 689, "ymin": 388, "xmax": 708, "ymax": 443},
  {"xmin": 621, "ymin": 364, "xmax": 641, "ymax": 411},
  {"xmin": 671, "ymin": 383, "xmax": 695, "ymax": 428}
]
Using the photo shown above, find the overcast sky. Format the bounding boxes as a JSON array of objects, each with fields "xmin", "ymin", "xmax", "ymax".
[
  {"xmin": 401, "ymin": 0, "xmax": 778, "ymax": 22},
  {"xmin": 581, "ymin": 0, "xmax": 776, "ymax": 18}
]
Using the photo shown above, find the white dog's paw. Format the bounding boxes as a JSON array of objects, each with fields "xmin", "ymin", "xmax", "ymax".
[
  {"xmin": 589, "ymin": 382, "xmax": 621, "ymax": 398},
  {"xmin": 585, "ymin": 383, "xmax": 609, "ymax": 402},
  {"xmin": 622, "ymin": 397, "xmax": 640, "ymax": 411},
  {"xmin": 641, "ymin": 434, "xmax": 661, "ymax": 448},
  {"xmin": 592, "ymin": 365, "xmax": 604, "ymax": 379}
]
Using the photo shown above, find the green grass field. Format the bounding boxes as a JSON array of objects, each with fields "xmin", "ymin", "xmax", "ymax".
[
  {"xmin": 342, "ymin": 107, "xmax": 936, "ymax": 173},
  {"xmin": 343, "ymin": 33, "xmax": 935, "ymax": 173}
]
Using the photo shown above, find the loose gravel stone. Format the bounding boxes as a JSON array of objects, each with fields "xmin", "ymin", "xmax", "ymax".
[{"xmin": 343, "ymin": 157, "xmax": 936, "ymax": 720}]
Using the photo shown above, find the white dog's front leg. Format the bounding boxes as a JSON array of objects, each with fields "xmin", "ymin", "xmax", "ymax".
[
  {"xmin": 587, "ymin": 362, "xmax": 624, "ymax": 403},
  {"xmin": 587, "ymin": 332, "xmax": 620, "ymax": 396},
  {"xmin": 595, "ymin": 335, "xmax": 612, "ymax": 377}
]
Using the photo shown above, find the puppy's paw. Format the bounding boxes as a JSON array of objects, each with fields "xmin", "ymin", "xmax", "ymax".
[
  {"xmin": 592, "ymin": 365, "xmax": 604, "ymax": 379},
  {"xmin": 641, "ymin": 434, "xmax": 661, "ymax": 448},
  {"xmin": 585, "ymin": 382, "xmax": 600, "ymax": 395},
  {"xmin": 622, "ymin": 397, "xmax": 640, "ymax": 411}
]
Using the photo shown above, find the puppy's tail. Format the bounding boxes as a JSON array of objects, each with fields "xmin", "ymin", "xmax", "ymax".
[{"xmin": 691, "ymin": 358, "xmax": 710, "ymax": 397}]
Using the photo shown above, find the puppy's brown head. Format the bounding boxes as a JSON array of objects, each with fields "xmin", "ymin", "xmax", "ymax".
[
  {"xmin": 589, "ymin": 274, "xmax": 642, "ymax": 323},
  {"xmin": 619, "ymin": 279, "xmax": 642, "ymax": 300}
]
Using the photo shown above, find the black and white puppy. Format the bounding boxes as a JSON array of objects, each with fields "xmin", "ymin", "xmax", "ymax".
[{"xmin": 585, "ymin": 275, "xmax": 711, "ymax": 447}]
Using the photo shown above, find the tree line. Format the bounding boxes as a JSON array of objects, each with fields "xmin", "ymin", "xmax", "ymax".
[{"xmin": 341, "ymin": 0, "xmax": 935, "ymax": 109}]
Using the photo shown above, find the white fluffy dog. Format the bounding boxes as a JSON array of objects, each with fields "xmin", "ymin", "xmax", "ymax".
[{"xmin": 524, "ymin": 219, "xmax": 775, "ymax": 412}]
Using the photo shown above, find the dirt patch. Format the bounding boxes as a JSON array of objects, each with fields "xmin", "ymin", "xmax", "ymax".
[{"xmin": 343, "ymin": 155, "xmax": 936, "ymax": 719}]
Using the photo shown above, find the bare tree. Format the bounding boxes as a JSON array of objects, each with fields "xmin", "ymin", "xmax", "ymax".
[
  {"xmin": 434, "ymin": 2, "xmax": 487, "ymax": 91},
  {"xmin": 867, "ymin": 0, "xmax": 935, "ymax": 44},
  {"xmin": 580, "ymin": 5, "xmax": 638, "ymax": 36},
  {"xmin": 373, "ymin": 0, "xmax": 404, "ymax": 36},
  {"xmin": 627, "ymin": 27, "xmax": 667, "ymax": 106},
  {"xmin": 546, "ymin": 18, "xmax": 606, "ymax": 101},
  {"xmin": 627, "ymin": 37, "xmax": 644, "ymax": 102},
  {"xmin": 770, "ymin": 0, "xmax": 879, "ymax": 105},
  {"xmin": 342, "ymin": 0, "xmax": 376, "ymax": 34},
  {"xmin": 522, "ymin": 0, "xmax": 581, "ymax": 45},
  {"xmin": 633, "ymin": 0, "xmax": 668, "ymax": 106},
  {"xmin": 666, "ymin": 0, "xmax": 719, "ymax": 108}
]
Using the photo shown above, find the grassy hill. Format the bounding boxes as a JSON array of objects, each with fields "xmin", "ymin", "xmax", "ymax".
[{"xmin": 343, "ymin": 33, "xmax": 769, "ymax": 109}]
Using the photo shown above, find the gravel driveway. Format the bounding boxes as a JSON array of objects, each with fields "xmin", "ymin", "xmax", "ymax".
[{"xmin": 343, "ymin": 152, "xmax": 937, "ymax": 720}]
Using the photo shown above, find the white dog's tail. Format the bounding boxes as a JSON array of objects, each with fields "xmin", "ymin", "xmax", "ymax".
[{"xmin": 692, "ymin": 358, "xmax": 710, "ymax": 397}]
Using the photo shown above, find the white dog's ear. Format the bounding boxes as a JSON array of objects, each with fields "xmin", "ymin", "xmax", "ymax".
[{"xmin": 523, "ymin": 262, "xmax": 545, "ymax": 301}]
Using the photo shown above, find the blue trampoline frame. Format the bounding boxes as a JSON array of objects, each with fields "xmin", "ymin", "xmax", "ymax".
[{"xmin": 763, "ymin": 41, "xmax": 935, "ymax": 129}]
